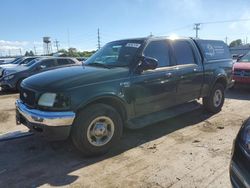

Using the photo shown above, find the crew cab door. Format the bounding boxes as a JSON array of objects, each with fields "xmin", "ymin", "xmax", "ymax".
[
  {"xmin": 131, "ymin": 39, "xmax": 177, "ymax": 116},
  {"xmin": 34, "ymin": 59, "xmax": 57, "ymax": 73},
  {"xmin": 170, "ymin": 39, "xmax": 203, "ymax": 104}
]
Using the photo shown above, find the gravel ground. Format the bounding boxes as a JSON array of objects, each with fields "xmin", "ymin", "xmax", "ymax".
[{"xmin": 0, "ymin": 88, "xmax": 249, "ymax": 188}]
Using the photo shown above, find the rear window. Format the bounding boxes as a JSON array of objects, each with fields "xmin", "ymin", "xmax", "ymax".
[{"xmin": 196, "ymin": 40, "xmax": 231, "ymax": 61}]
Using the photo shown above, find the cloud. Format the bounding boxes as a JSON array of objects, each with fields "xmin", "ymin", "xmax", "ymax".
[
  {"xmin": 229, "ymin": 11, "xmax": 250, "ymax": 32},
  {"xmin": 158, "ymin": 0, "xmax": 202, "ymax": 15},
  {"xmin": 0, "ymin": 40, "xmax": 29, "ymax": 50}
]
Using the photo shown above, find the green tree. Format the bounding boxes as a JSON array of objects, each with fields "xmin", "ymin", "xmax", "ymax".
[
  {"xmin": 29, "ymin": 50, "xmax": 34, "ymax": 56},
  {"xmin": 229, "ymin": 39, "xmax": 243, "ymax": 47},
  {"xmin": 24, "ymin": 51, "xmax": 30, "ymax": 56}
]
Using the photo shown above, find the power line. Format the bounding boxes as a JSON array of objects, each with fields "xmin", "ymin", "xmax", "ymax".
[
  {"xmin": 200, "ymin": 18, "xmax": 250, "ymax": 25},
  {"xmin": 194, "ymin": 18, "xmax": 250, "ymax": 38}
]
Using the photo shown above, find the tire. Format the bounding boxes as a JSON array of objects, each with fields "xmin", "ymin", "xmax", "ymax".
[
  {"xmin": 203, "ymin": 83, "xmax": 225, "ymax": 113},
  {"xmin": 71, "ymin": 104, "xmax": 123, "ymax": 157}
]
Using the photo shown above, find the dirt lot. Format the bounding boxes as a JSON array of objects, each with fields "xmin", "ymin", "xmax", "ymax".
[{"xmin": 0, "ymin": 88, "xmax": 249, "ymax": 188}]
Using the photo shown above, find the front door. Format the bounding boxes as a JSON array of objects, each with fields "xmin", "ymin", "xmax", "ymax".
[{"xmin": 131, "ymin": 39, "xmax": 178, "ymax": 116}]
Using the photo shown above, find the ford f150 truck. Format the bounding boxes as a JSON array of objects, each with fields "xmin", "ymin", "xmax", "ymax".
[{"xmin": 16, "ymin": 37, "xmax": 233, "ymax": 156}]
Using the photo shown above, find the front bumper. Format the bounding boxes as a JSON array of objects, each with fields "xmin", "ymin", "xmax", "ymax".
[
  {"xmin": 0, "ymin": 78, "xmax": 16, "ymax": 89},
  {"xmin": 233, "ymin": 76, "xmax": 250, "ymax": 84},
  {"xmin": 16, "ymin": 100, "xmax": 76, "ymax": 140}
]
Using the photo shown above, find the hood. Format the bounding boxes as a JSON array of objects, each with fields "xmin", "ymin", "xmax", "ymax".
[
  {"xmin": 3, "ymin": 65, "xmax": 29, "ymax": 75},
  {"xmin": 23, "ymin": 65, "xmax": 130, "ymax": 91},
  {"xmin": 234, "ymin": 62, "xmax": 250, "ymax": 70}
]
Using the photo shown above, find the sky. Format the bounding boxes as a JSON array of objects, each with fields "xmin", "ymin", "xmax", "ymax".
[{"xmin": 1, "ymin": 0, "xmax": 250, "ymax": 56}]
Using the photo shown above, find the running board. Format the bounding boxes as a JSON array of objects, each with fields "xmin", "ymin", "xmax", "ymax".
[{"xmin": 126, "ymin": 101, "xmax": 202, "ymax": 129}]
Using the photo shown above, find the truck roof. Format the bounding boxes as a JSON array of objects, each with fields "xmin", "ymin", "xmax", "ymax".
[{"xmin": 112, "ymin": 36, "xmax": 225, "ymax": 43}]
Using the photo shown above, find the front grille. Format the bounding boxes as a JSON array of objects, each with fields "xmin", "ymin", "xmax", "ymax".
[
  {"xmin": 234, "ymin": 69, "xmax": 250, "ymax": 77},
  {"xmin": 20, "ymin": 88, "xmax": 36, "ymax": 107}
]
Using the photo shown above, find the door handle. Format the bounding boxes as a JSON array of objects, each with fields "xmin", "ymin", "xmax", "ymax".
[
  {"xmin": 193, "ymin": 68, "xmax": 198, "ymax": 72},
  {"xmin": 165, "ymin": 72, "xmax": 172, "ymax": 78}
]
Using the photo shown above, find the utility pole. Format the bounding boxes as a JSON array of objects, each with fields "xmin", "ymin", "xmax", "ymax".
[
  {"xmin": 225, "ymin": 36, "xmax": 228, "ymax": 45},
  {"xmin": 34, "ymin": 45, "xmax": 37, "ymax": 55},
  {"xmin": 19, "ymin": 48, "xmax": 22, "ymax": 56},
  {"xmin": 194, "ymin": 23, "xmax": 201, "ymax": 38},
  {"xmin": 97, "ymin": 28, "xmax": 101, "ymax": 50},
  {"xmin": 54, "ymin": 39, "xmax": 60, "ymax": 52},
  {"xmin": 8, "ymin": 49, "xmax": 11, "ymax": 57}
]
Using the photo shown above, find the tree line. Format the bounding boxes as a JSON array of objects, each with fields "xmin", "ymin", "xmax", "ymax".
[{"xmin": 24, "ymin": 49, "xmax": 96, "ymax": 57}]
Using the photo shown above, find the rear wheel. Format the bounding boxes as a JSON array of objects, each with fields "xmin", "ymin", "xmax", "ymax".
[
  {"xmin": 71, "ymin": 104, "xmax": 123, "ymax": 156},
  {"xmin": 203, "ymin": 83, "xmax": 225, "ymax": 113}
]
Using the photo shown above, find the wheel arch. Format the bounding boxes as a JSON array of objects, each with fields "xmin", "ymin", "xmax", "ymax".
[
  {"xmin": 213, "ymin": 75, "xmax": 227, "ymax": 89},
  {"xmin": 76, "ymin": 95, "xmax": 128, "ymax": 122}
]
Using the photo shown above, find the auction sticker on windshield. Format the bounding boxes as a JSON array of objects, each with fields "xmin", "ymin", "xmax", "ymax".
[{"xmin": 126, "ymin": 43, "xmax": 141, "ymax": 48}]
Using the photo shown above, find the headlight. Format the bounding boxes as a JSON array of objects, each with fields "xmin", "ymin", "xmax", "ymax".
[
  {"xmin": 4, "ymin": 74, "xmax": 15, "ymax": 80},
  {"xmin": 38, "ymin": 93, "xmax": 57, "ymax": 107},
  {"xmin": 241, "ymin": 119, "xmax": 250, "ymax": 152},
  {"xmin": 38, "ymin": 93, "xmax": 71, "ymax": 109}
]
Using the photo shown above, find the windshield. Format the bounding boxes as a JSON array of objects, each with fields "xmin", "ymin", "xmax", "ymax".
[
  {"xmin": 85, "ymin": 40, "xmax": 143, "ymax": 67},
  {"xmin": 12, "ymin": 58, "xmax": 24, "ymax": 64},
  {"xmin": 25, "ymin": 58, "xmax": 42, "ymax": 67},
  {"xmin": 239, "ymin": 53, "xmax": 250, "ymax": 62}
]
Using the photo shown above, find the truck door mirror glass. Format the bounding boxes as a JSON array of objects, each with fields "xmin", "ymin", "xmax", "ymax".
[
  {"xmin": 38, "ymin": 65, "xmax": 46, "ymax": 70},
  {"xmin": 138, "ymin": 56, "xmax": 158, "ymax": 72}
]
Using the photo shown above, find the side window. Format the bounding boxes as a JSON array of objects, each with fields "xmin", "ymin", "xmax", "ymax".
[
  {"xmin": 143, "ymin": 40, "xmax": 171, "ymax": 68},
  {"xmin": 57, "ymin": 59, "xmax": 74, "ymax": 66},
  {"xmin": 40, "ymin": 59, "xmax": 56, "ymax": 69},
  {"xmin": 171, "ymin": 40, "xmax": 196, "ymax": 65}
]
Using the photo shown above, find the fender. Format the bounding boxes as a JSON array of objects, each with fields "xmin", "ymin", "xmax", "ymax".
[
  {"xmin": 210, "ymin": 71, "xmax": 228, "ymax": 92},
  {"xmin": 75, "ymin": 93, "xmax": 131, "ymax": 120}
]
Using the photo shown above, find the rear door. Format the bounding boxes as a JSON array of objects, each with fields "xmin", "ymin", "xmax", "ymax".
[
  {"xmin": 170, "ymin": 39, "xmax": 203, "ymax": 103},
  {"xmin": 131, "ymin": 39, "xmax": 178, "ymax": 116},
  {"xmin": 35, "ymin": 59, "xmax": 57, "ymax": 73},
  {"xmin": 56, "ymin": 59, "xmax": 75, "ymax": 67}
]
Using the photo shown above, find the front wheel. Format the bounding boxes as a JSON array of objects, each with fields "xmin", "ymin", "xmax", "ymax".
[
  {"xmin": 71, "ymin": 104, "xmax": 123, "ymax": 156},
  {"xmin": 203, "ymin": 83, "xmax": 225, "ymax": 113}
]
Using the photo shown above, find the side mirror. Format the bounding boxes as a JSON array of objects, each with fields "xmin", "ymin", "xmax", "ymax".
[
  {"xmin": 137, "ymin": 56, "xmax": 158, "ymax": 73},
  {"xmin": 39, "ymin": 65, "xmax": 46, "ymax": 69}
]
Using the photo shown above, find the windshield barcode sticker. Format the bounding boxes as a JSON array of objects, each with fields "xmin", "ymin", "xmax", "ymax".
[{"xmin": 126, "ymin": 43, "xmax": 141, "ymax": 48}]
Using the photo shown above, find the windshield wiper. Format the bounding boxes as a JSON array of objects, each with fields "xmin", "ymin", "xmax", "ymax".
[{"xmin": 86, "ymin": 62, "xmax": 110, "ymax": 69}]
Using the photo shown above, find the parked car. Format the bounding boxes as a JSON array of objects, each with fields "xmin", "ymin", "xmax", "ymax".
[
  {"xmin": 232, "ymin": 52, "xmax": 250, "ymax": 86},
  {"xmin": 0, "ymin": 58, "xmax": 16, "ymax": 65},
  {"xmin": 0, "ymin": 56, "xmax": 37, "ymax": 69},
  {"xmin": 16, "ymin": 37, "xmax": 233, "ymax": 156},
  {"xmin": 230, "ymin": 118, "xmax": 250, "ymax": 188},
  {"xmin": 0, "ymin": 57, "xmax": 80, "ymax": 91}
]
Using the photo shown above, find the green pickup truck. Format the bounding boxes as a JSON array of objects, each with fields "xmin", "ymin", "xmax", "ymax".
[{"xmin": 16, "ymin": 36, "xmax": 233, "ymax": 156}]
